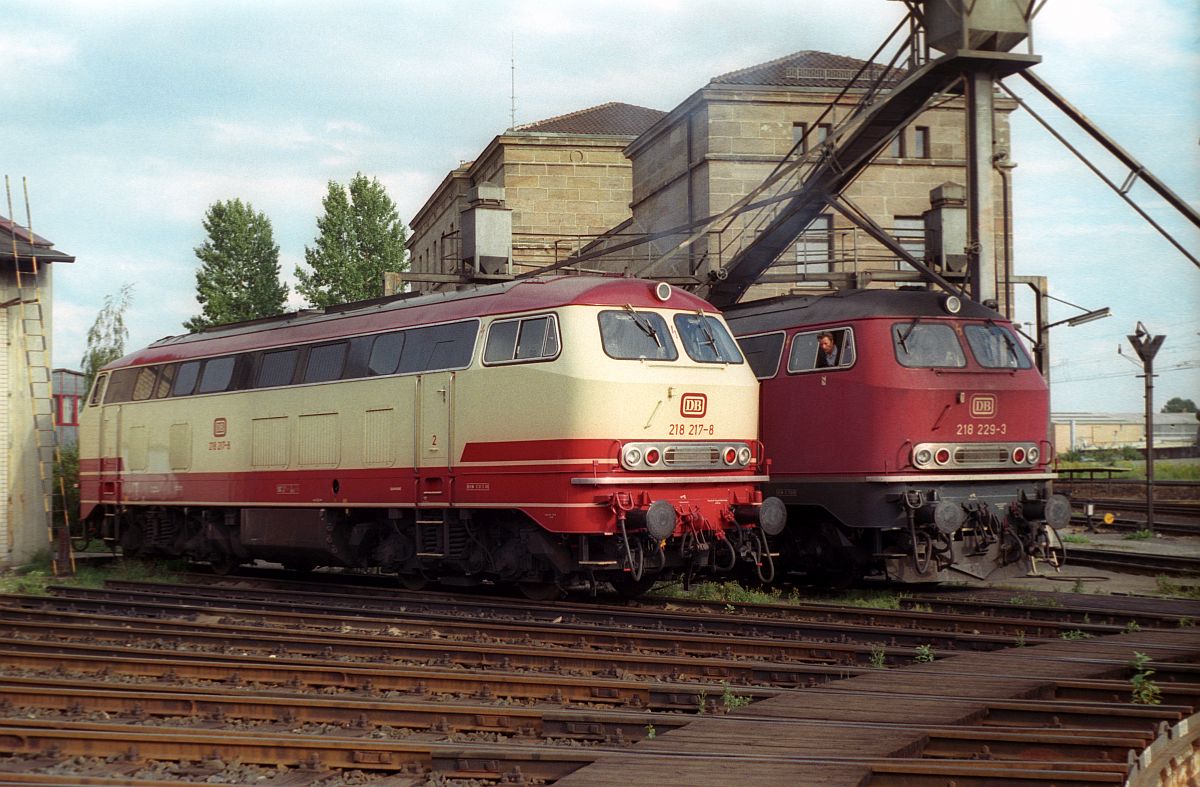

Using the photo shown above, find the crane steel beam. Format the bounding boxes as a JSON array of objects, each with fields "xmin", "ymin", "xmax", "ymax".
[{"xmin": 701, "ymin": 50, "xmax": 1040, "ymax": 308}]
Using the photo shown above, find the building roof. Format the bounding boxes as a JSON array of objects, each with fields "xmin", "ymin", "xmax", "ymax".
[
  {"xmin": 513, "ymin": 102, "xmax": 666, "ymax": 136},
  {"xmin": 709, "ymin": 49, "xmax": 903, "ymax": 89},
  {"xmin": 0, "ymin": 215, "xmax": 75, "ymax": 265}
]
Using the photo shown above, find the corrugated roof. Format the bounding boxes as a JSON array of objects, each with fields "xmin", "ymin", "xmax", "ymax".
[
  {"xmin": 710, "ymin": 50, "xmax": 904, "ymax": 89},
  {"xmin": 514, "ymin": 102, "xmax": 666, "ymax": 136}
]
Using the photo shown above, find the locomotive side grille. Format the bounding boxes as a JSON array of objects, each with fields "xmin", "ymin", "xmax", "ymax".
[{"xmin": 663, "ymin": 446, "xmax": 720, "ymax": 467}]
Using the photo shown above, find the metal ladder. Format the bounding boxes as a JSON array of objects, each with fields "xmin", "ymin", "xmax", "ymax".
[{"xmin": 5, "ymin": 177, "xmax": 72, "ymax": 575}]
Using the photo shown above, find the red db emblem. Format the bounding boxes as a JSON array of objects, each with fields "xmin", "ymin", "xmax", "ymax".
[
  {"xmin": 680, "ymin": 393, "xmax": 707, "ymax": 418},
  {"xmin": 213, "ymin": 417, "xmax": 228, "ymax": 437},
  {"xmin": 969, "ymin": 395, "xmax": 996, "ymax": 419}
]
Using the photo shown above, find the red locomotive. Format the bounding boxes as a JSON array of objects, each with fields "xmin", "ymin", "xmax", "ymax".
[
  {"xmin": 727, "ymin": 288, "xmax": 1068, "ymax": 585},
  {"xmin": 78, "ymin": 277, "xmax": 783, "ymax": 596}
]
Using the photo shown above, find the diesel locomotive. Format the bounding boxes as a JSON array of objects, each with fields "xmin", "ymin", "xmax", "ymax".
[
  {"xmin": 78, "ymin": 276, "xmax": 784, "ymax": 596},
  {"xmin": 727, "ymin": 288, "xmax": 1068, "ymax": 585}
]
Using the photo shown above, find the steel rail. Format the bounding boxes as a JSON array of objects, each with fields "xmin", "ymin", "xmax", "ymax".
[{"xmin": 86, "ymin": 576, "xmax": 1150, "ymax": 641}]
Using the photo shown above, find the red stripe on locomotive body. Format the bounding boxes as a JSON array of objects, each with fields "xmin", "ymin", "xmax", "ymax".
[{"xmin": 81, "ymin": 463, "xmax": 761, "ymax": 535}]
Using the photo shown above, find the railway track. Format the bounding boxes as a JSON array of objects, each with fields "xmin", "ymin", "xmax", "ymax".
[
  {"xmin": 1064, "ymin": 546, "xmax": 1200, "ymax": 577},
  {"xmin": 0, "ymin": 578, "xmax": 1197, "ymax": 785}
]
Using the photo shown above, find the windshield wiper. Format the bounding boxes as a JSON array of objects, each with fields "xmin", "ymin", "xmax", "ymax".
[
  {"xmin": 986, "ymin": 318, "xmax": 1020, "ymax": 364},
  {"xmin": 695, "ymin": 311, "xmax": 719, "ymax": 353},
  {"xmin": 623, "ymin": 304, "xmax": 662, "ymax": 348},
  {"xmin": 897, "ymin": 317, "xmax": 921, "ymax": 352}
]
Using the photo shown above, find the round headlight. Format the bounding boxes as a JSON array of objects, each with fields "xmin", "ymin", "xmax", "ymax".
[
  {"xmin": 942, "ymin": 295, "xmax": 962, "ymax": 315},
  {"xmin": 1028, "ymin": 446, "xmax": 1040, "ymax": 464},
  {"xmin": 654, "ymin": 282, "xmax": 672, "ymax": 302},
  {"xmin": 737, "ymin": 446, "xmax": 752, "ymax": 466},
  {"xmin": 623, "ymin": 446, "xmax": 643, "ymax": 466},
  {"xmin": 915, "ymin": 448, "xmax": 933, "ymax": 466}
]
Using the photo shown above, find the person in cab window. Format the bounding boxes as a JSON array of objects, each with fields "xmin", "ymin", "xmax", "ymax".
[{"xmin": 815, "ymin": 331, "xmax": 838, "ymax": 368}]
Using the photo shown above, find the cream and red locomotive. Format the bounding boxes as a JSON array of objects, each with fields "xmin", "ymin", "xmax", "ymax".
[
  {"xmin": 726, "ymin": 288, "xmax": 1068, "ymax": 585},
  {"xmin": 79, "ymin": 276, "xmax": 783, "ymax": 595}
]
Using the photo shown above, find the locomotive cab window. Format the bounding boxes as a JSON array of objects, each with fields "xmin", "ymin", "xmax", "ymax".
[
  {"xmin": 892, "ymin": 321, "xmax": 966, "ymax": 368},
  {"xmin": 787, "ymin": 327, "xmax": 855, "ymax": 373},
  {"xmin": 964, "ymin": 323, "xmax": 1032, "ymax": 369},
  {"xmin": 598, "ymin": 309, "xmax": 678, "ymax": 361},
  {"xmin": 738, "ymin": 332, "xmax": 786, "ymax": 379},
  {"xmin": 673, "ymin": 313, "xmax": 743, "ymax": 364},
  {"xmin": 104, "ymin": 368, "xmax": 137, "ymax": 403},
  {"xmin": 484, "ymin": 314, "xmax": 560, "ymax": 364}
]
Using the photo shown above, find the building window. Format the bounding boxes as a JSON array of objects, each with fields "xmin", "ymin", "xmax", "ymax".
[
  {"xmin": 816, "ymin": 123, "xmax": 831, "ymax": 145},
  {"xmin": 792, "ymin": 123, "xmax": 808, "ymax": 153},
  {"xmin": 914, "ymin": 126, "xmax": 930, "ymax": 158},
  {"xmin": 893, "ymin": 216, "xmax": 925, "ymax": 268},
  {"xmin": 796, "ymin": 214, "xmax": 833, "ymax": 278},
  {"xmin": 888, "ymin": 128, "xmax": 906, "ymax": 158}
]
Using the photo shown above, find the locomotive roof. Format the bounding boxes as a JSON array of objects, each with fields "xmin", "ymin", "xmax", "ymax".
[
  {"xmin": 111, "ymin": 276, "xmax": 719, "ymax": 368},
  {"xmin": 723, "ymin": 288, "xmax": 1003, "ymax": 333}
]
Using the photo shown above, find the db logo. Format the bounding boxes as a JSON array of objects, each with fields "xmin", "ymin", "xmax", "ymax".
[
  {"xmin": 213, "ymin": 417, "xmax": 228, "ymax": 437},
  {"xmin": 680, "ymin": 393, "xmax": 707, "ymax": 418},
  {"xmin": 969, "ymin": 395, "xmax": 996, "ymax": 419}
]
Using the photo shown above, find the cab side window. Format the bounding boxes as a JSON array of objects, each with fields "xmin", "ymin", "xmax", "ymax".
[
  {"xmin": 787, "ymin": 327, "xmax": 855, "ymax": 373},
  {"xmin": 738, "ymin": 332, "xmax": 785, "ymax": 379},
  {"xmin": 484, "ymin": 315, "xmax": 560, "ymax": 364}
]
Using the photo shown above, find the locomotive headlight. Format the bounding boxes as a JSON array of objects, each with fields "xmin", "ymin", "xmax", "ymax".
[
  {"xmin": 1011, "ymin": 447, "xmax": 1027, "ymax": 464},
  {"xmin": 934, "ymin": 448, "xmax": 951, "ymax": 465},
  {"xmin": 1028, "ymin": 446, "xmax": 1040, "ymax": 464},
  {"xmin": 736, "ymin": 446, "xmax": 752, "ymax": 466},
  {"xmin": 644, "ymin": 448, "xmax": 661, "ymax": 466},
  {"xmin": 722, "ymin": 447, "xmax": 738, "ymax": 466},
  {"xmin": 914, "ymin": 448, "xmax": 933, "ymax": 467},
  {"xmin": 654, "ymin": 281, "xmax": 672, "ymax": 302},
  {"xmin": 623, "ymin": 446, "xmax": 643, "ymax": 467},
  {"xmin": 942, "ymin": 294, "xmax": 962, "ymax": 315}
]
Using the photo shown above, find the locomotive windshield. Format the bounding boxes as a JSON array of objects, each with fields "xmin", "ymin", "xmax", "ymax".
[
  {"xmin": 599, "ymin": 310, "xmax": 678, "ymax": 361},
  {"xmin": 963, "ymin": 323, "xmax": 1032, "ymax": 369},
  {"xmin": 673, "ymin": 313, "xmax": 743, "ymax": 364},
  {"xmin": 892, "ymin": 322, "xmax": 966, "ymax": 368}
]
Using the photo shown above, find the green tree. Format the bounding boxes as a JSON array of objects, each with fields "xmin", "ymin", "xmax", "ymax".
[
  {"xmin": 81, "ymin": 283, "xmax": 133, "ymax": 391},
  {"xmin": 185, "ymin": 198, "xmax": 288, "ymax": 331},
  {"xmin": 1162, "ymin": 397, "xmax": 1197, "ymax": 413},
  {"xmin": 295, "ymin": 173, "xmax": 409, "ymax": 307}
]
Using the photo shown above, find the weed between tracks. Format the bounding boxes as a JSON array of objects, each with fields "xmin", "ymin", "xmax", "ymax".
[
  {"xmin": 0, "ymin": 550, "xmax": 187, "ymax": 596},
  {"xmin": 654, "ymin": 581, "xmax": 918, "ymax": 611}
]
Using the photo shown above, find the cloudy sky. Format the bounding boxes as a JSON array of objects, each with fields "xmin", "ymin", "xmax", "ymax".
[{"xmin": 3, "ymin": 0, "xmax": 1197, "ymax": 413}]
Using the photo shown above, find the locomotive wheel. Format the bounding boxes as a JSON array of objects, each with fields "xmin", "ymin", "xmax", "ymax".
[
  {"xmin": 209, "ymin": 551, "xmax": 240, "ymax": 576},
  {"xmin": 517, "ymin": 581, "xmax": 561, "ymax": 601},
  {"xmin": 119, "ymin": 519, "xmax": 146, "ymax": 558},
  {"xmin": 398, "ymin": 574, "xmax": 429, "ymax": 591},
  {"xmin": 611, "ymin": 573, "xmax": 658, "ymax": 599}
]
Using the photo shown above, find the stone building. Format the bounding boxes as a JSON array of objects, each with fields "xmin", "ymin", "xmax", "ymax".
[
  {"xmin": 1, "ymin": 216, "xmax": 73, "ymax": 568},
  {"xmin": 621, "ymin": 50, "xmax": 1015, "ymax": 301},
  {"xmin": 409, "ymin": 51, "xmax": 1016, "ymax": 307},
  {"xmin": 407, "ymin": 102, "xmax": 665, "ymax": 289}
]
